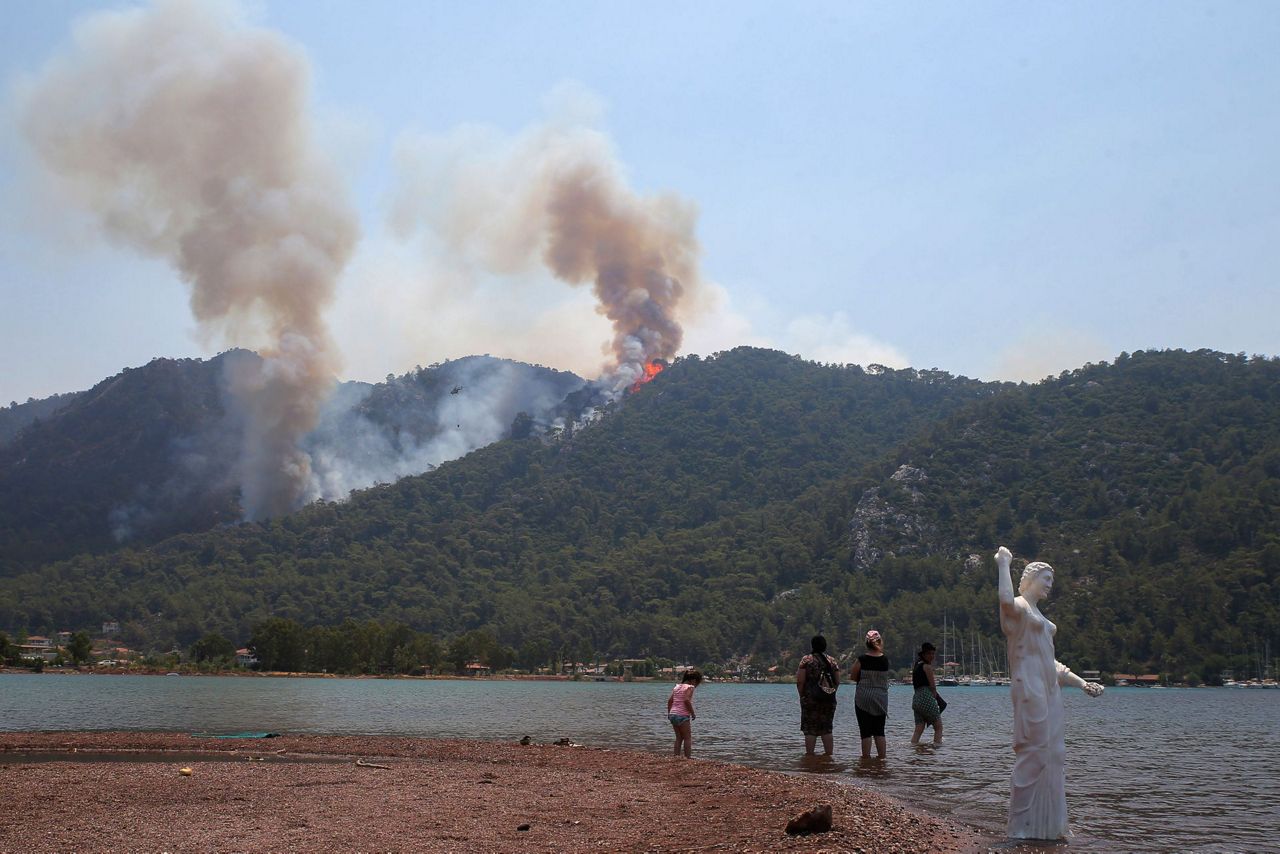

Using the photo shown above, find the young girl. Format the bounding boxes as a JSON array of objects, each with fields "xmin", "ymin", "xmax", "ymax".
[{"xmin": 666, "ymin": 668, "xmax": 703, "ymax": 758}]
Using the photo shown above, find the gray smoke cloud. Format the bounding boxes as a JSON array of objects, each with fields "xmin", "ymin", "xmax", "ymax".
[
  {"xmin": 305, "ymin": 357, "xmax": 585, "ymax": 500},
  {"xmin": 16, "ymin": 0, "xmax": 357, "ymax": 520},
  {"xmin": 390, "ymin": 112, "xmax": 702, "ymax": 394}
]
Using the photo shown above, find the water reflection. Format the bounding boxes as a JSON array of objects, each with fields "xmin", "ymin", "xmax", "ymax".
[
  {"xmin": 986, "ymin": 840, "xmax": 1068, "ymax": 851},
  {"xmin": 851, "ymin": 756, "xmax": 891, "ymax": 780},
  {"xmin": 796, "ymin": 754, "xmax": 849, "ymax": 775}
]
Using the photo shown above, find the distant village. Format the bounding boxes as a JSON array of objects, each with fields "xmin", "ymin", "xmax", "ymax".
[
  {"xmin": 7, "ymin": 622, "xmax": 254, "ymax": 670},
  {"xmin": 4, "ymin": 622, "xmax": 1265, "ymax": 687}
]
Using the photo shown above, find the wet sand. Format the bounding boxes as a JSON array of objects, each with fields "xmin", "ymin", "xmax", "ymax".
[{"xmin": 0, "ymin": 732, "xmax": 984, "ymax": 852}]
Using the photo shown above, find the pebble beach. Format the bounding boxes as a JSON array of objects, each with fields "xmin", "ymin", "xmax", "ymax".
[{"xmin": 0, "ymin": 732, "xmax": 984, "ymax": 852}]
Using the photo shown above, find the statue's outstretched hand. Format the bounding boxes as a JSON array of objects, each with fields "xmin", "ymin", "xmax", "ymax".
[
  {"xmin": 995, "ymin": 546, "xmax": 1013, "ymax": 570},
  {"xmin": 1082, "ymin": 681, "xmax": 1104, "ymax": 698}
]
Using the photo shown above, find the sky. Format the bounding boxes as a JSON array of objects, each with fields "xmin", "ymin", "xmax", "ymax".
[{"xmin": 2, "ymin": 0, "xmax": 1277, "ymax": 404}]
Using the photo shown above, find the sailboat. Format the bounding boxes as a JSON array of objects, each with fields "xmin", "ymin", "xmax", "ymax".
[
  {"xmin": 988, "ymin": 635, "xmax": 1008, "ymax": 686},
  {"xmin": 939, "ymin": 613, "xmax": 960, "ymax": 686},
  {"xmin": 968, "ymin": 630, "xmax": 991, "ymax": 686}
]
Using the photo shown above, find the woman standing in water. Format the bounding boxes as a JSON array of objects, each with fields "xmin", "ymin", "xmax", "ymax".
[
  {"xmin": 850, "ymin": 629, "xmax": 890, "ymax": 758},
  {"xmin": 997, "ymin": 545, "xmax": 1104, "ymax": 840},
  {"xmin": 910, "ymin": 642, "xmax": 944, "ymax": 744},
  {"xmin": 796, "ymin": 635, "xmax": 840, "ymax": 755}
]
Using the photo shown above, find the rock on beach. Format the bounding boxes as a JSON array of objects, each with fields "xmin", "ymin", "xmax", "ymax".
[{"xmin": 0, "ymin": 732, "xmax": 981, "ymax": 852}]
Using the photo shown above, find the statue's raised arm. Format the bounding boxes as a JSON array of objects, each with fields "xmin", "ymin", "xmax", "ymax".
[{"xmin": 996, "ymin": 545, "xmax": 1017, "ymax": 620}]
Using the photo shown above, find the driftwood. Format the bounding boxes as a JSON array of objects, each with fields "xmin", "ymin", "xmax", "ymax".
[{"xmin": 355, "ymin": 759, "xmax": 391, "ymax": 770}]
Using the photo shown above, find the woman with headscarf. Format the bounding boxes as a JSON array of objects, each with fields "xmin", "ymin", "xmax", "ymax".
[{"xmin": 849, "ymin": 628, "xmax": 890, "ymax": 758}]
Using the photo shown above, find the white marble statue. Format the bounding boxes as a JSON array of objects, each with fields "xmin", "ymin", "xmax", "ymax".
[{"xmin": 996, "ymin": 545, "xmax": 1103, "ymax": 841}]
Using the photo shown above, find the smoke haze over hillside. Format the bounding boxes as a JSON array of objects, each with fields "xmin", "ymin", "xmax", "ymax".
[
  {"xmin": 12, "ymin": 3, "xmax": 715, "ymax": 524},
  {"xmin": 15, "ymin": 0, "xmax": 358, "ymax": 519},
  {"xmin": 305, "ymin": 357, "xmax": 585, "ymax": 502}
]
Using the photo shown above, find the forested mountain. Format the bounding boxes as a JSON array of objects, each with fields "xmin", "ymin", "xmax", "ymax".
[
  {"xmin": 0, "ymin": 348, "xmax": 994, "ymax": 648},
  {"xmin": 805, "ymin": 349, "xmax": 1280, "ymax": 682},
  {"xmin": 0, "ymin": 390, "xmax": 86, "ymax": 445},
  {"xmin": 0, "ymin": 352, "xmax": 253, "ymax": 568},
  {"xmin": 1, "ymin": 348, "xmax": 1276, "ymax": 681},
  {"xmin": 0, "ymin": 352, "xmax": 584, "ymax": 570}
]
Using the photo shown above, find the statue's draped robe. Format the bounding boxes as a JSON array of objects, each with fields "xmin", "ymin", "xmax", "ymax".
[{"xmin": 1001, "ymin": 597, "xmax": 1074, "ymax": 840}]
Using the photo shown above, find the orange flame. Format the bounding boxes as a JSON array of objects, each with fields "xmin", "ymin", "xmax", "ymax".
[{"xmin": 629, "ymin": 360, "xmax": 665, "ymax": 393}]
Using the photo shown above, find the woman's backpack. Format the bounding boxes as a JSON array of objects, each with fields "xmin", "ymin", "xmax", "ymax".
[{"xmin": 806, "ymin": 654, "xmax": 838, "ymax": 702}]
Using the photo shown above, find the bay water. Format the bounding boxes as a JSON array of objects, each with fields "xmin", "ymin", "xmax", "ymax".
[{"xmin": 1, "ymin": 674, "xmax": 1275, "ymax": 851}]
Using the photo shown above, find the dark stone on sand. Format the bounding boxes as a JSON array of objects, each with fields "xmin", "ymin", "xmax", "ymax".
[
  {"xmin": 517, "ymin": 824, "xmax": 531, "ymax": 832},
  {"xmin": 785, "ymin": 803, "xmax": 833, "ymax": 836}
]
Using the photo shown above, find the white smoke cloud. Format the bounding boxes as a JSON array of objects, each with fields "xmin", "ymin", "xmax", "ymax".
[
  {"xmin": 782, "ymin": 311, "xmax": 910, "ymax": 367},
  {"xmin": 989, "ymin": 326, "xmax": 1114, "ymax": 383},
  {"xmin": 680, "ymin": 290, "xmax": 913, "ymax": 368},
  {"xmin": 330, "ymin": 239, "xmax": 614, "ymax": 385},
  {"xmin": 304, "ymin": 357, "xmax": 584, "ymax": 501},
  {"xmin": 677, "ymin": 281, "xmax": 772, "ymax": 356}
]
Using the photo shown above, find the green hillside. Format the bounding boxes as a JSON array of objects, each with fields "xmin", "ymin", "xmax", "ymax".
[
  {"xmin": 822, "ymin": 349, "xmax": 1280, "ymax": 681},
  {"xmin": 2, "ymin": 348, "xmax": 1276, "ymax": 682},
  {"xmin": 0, "ymin": 390, "xmax": 85, "ymax": 446},
  {"xmin": 0, "ymin": 349, "xmax": 992, "ymax": 653},
  {"xmin": 0, "ymin": 353, "xmax": 250, "ymax": 568},
  {"xmin": 0, "ymin": 352, "xmax": 584, "ymax": 571}
]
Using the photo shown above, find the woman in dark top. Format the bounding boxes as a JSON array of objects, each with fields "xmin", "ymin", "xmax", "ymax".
[
  {"xmin": 849, "ymin": 629, "xmax": 890, "ymax": 758},
  {"xmin": 911, "ymin": 642, "xmax": 944, "ymax": 744},
  {"xmin": 796, "ymin": 635, "xmax": 840, "ymax": 755}
]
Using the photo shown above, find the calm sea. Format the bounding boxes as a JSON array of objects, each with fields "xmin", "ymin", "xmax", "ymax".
[{"xmin": 1, "ymin": 674, "xmax": 1275, "ymax": 852}]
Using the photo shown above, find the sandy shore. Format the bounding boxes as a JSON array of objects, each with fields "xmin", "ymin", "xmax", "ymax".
[{"xmin": 0, "ymin": 732, "xmax": 984, "ymax": 853}]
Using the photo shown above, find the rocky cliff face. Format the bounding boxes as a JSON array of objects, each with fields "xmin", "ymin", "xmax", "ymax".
[{"xmin": 846, "ymin": 464, "xmax": 941, "ymax": 570}]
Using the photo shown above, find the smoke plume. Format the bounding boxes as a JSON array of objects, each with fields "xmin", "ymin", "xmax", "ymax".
[
  {"xmin": 16, "ymin": 0, "xmax": 357, "ymax": 519},
  {"xmin": 390, "ymin": 113, "xmax": 702, "ymax": 394},
  {"xmin": 305, "ymin": 356, "xmax": 585, "ymax": 501}
]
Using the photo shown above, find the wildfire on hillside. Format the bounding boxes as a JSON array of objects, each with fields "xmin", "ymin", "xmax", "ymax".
[{"xmin": 629, "ymin": 360, "xmax": 665, "ymax": 393}]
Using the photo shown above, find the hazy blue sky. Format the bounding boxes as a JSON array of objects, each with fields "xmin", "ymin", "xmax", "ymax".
[{"xmin": 2, "ymin": 1, "xmax": 1277, "ymax": 403}]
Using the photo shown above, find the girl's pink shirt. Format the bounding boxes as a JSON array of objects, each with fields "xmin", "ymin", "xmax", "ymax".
[{"xmin": 669, "ymin": 683, "xmax": 695, "ymax": 716}]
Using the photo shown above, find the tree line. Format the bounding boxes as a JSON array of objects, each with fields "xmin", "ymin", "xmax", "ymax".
[{"xmin": 1, "ymin": 348, "xmax": 1276, "ymax": 683}]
